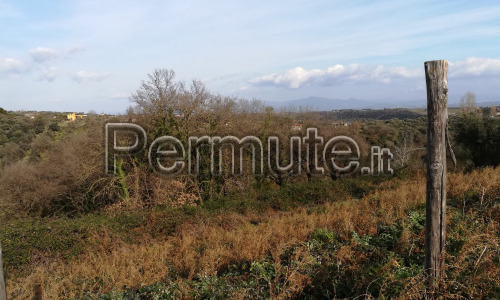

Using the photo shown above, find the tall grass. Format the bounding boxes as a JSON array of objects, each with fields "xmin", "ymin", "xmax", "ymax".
[{"xmin": 3, "ymin": 167, "xmax": 499, "ymax": 299}]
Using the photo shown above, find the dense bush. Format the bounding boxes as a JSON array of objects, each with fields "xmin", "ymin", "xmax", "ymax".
[
  {"xmin": 452, "ymin": 112, "xmax": 500, "ymax": 167},
  {"xmin": 0, "ymin": 118, "xmax": 117, "ymax": 217}
]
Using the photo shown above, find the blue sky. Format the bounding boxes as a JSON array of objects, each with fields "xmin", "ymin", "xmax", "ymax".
[{"xmin": 1, "ymin": 0, "xmax": 499, "ymax": 113}]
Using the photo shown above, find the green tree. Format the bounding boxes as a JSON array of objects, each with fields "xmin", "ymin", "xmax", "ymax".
[
  {"xmin": 48, "ymin": 121, "xmax": 60, "ymax": 132},
  {"xmin": 33, "ymin": 114, "xmax": 46, "ymax": 134},
  {"xmin": 453, "ymin": 112, "xmax": 500, "ymax": 167}
]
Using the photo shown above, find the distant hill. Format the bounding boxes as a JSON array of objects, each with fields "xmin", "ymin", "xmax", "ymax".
[
  {"xmin": 476, "ymin": 101, "xmax": 500, "ymax": 108},
  {"xmin": 267, "ymin": 96, "xmax": 500, "ymax": 111},
  {"xmin": 319, "ymin": 109, "xmax": 423, "ymax": 121},
  {"xmin": 267, "ymin": 97, "xmax": 426, "ymax": 111}
]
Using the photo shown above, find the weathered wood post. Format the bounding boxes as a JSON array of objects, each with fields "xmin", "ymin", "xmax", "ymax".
[
  {"xmin": 424, "ymin": 60, "xmax": 448, "ymax": 292},
  {"xmin": 0, "ymin": 239, "xmax": 7, "ymax": 300}
]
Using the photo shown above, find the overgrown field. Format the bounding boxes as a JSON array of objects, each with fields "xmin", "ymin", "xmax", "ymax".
[
  {"xmin": 1, "ymin": 167, "xmax": 498, "ymax": 299},
  {"xmin": 1, "ymin": 74, "xmax": 499, "ymax": 298}
]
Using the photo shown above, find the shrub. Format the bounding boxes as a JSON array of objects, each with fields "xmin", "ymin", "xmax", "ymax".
[{"xmin": 0, "ymin": 120, "xmax": 117, "ymax": 216}]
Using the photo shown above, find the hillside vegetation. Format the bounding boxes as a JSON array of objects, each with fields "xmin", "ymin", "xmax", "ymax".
[{"xmin": 0, "ymin": 70, "xmax": 498, "ymax": 299}]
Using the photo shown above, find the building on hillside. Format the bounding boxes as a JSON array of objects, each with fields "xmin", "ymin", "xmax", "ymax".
[
  {"xmin": 67, "ymin": 112, "xmax": 84, "ymax": 121},
  {"xmin": 332, "ymin": 121, "xmax": 348, "ymax": 127},
  {"xmin": 291, "ymin": 123, "xmax": 302, "ymax": 131}
]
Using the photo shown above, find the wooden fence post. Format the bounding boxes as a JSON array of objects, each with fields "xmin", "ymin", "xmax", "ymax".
[
  {"xmin": 0, "ymin": 238, "xmax": 7, "ymax": 300},
  {"xmin": 424, "ymin": 60, "xmax": 448, "ymax": 292}
]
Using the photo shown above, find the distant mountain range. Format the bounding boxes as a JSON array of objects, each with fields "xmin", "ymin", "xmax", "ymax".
[{"xmin": 266, "ymin": 96, "xmax": 500, "ymax": 111}]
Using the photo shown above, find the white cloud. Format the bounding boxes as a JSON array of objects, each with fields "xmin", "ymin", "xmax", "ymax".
[
  {"xmin": 250, "ymin": 67, "xmax": 324, "ymax": 89},
  {"xmin": 72, "ymin": 70, "xmax": 108, "ymax": 83},
  {"xmin": 110, "ymin": 93, "xmax": 129, "ymax": 99},
  {"xmin": 29, "ymin": 47, "xmax": 58, "ymax": 63},
  {"xmin": 66, "ymin": 45, "xmax": 85, "ymax": 54},
  {"xmin": 388, "ymin": 67, "xmax": 422, "ymax": 78},
  {"xmin": 0, "ymin": 58, "xmax": 30, "ymax": 74},
  {"xmin": 2, "ymin": 46, "xmax": 105, "ymax": 83},
  {"xmin": 449, "ymin": 57, "xmax": 500, "ymax": 77},
  {"xmin": 249, "ymin": 64, "xmax": 422, "ymax": 89},
  {"xmin": 249, "ymin": 57, "xmax": 500, "ymax": 90},
  {"xmin": 38, "ymin": 66, "xmax": 61, "ymax": 82}
]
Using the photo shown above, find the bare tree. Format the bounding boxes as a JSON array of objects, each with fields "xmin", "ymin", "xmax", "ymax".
[
  {"xmin": 129, "ymin": 69, "xmax": 182, "ymax": 137},
  {"xmin": 129, "ymin": 68, "xmax": 241, "ymax": 140},
  {"xmin": 128, "ymin": 68, "xmax": 247, "ymax": 202},
  {"xmin": 392, "ymin": 126, "xmax": 426, "ymax": 169},
  {"xmin": 459, "ymin": 91, "xmax": 477, "ymax": 112}
]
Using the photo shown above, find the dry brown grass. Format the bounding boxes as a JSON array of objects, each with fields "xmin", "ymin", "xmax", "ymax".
[
  {"xmin": 6, "ymin": 167, "xmax": 499, "ymax": 299},
  {"xmin": 448, "ymin": 167, "xmax": 500, "ymax": 207}
]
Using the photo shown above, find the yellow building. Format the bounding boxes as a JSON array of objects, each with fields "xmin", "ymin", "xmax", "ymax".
[{"xmin": 67, "ymin": 113, "xmax": 84, "ymax": 121}]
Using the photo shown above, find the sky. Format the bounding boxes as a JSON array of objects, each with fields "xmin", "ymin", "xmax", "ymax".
[{"xmin": 1, "ymin": 0, "xmax": 499, "ymax": 113}]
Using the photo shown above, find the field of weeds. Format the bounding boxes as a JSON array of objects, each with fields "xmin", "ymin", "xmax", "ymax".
[{"xmin": 1, "ymin": 167, "xmax": 498, "ymax": 299}]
